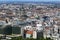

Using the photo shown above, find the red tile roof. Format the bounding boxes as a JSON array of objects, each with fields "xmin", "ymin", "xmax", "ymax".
[{"xmin": 26, "ymin": 30, "xmax": 33, "ymax": 34}]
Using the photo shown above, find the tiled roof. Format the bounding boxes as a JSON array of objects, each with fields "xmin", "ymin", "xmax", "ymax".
[{"xmin": 26, "ymin": 30, "xmax": 33, "ymax": 34}]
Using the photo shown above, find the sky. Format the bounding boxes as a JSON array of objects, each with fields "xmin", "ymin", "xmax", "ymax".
[{"xmin": 0, "ymin": 0, "xmax": 60, "ymax": 2}]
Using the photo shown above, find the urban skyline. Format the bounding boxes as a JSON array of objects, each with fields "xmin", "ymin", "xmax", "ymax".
[{"xmin": 0, "ymin": 0, "xmax": 60, "ymax": 40}]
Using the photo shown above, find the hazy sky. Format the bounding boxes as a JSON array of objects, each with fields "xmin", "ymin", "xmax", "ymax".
[{"xmin": 0, "ymin": 0, "xmax": 60, "ymax": 2}]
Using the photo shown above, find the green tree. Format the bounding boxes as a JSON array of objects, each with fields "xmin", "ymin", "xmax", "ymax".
[{"xmin": 3, "ymin": 25, "xmax": 12, "ymax": 35}]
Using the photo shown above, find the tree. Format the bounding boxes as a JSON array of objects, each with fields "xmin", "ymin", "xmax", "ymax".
[
  {"xmin": 45, "ymin": 37, "xmax": 53, "ymax": 40},
  {"xmin": 3, "ymin": 25, "xmax": 12, "ymax": 35}
]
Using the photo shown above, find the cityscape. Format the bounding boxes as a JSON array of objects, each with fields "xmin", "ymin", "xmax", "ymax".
[{"xmin": 0, "ymin": 1, "xmax": 60, "ymax": 40}]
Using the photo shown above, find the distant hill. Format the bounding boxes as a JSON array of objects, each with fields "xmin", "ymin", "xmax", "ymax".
[{"xmin": 0, "ymin": 1, "xmax": 60, "ymax": 4}]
